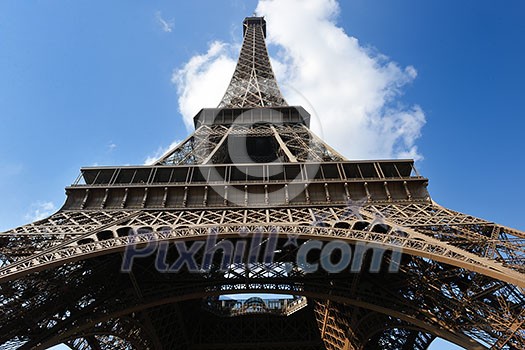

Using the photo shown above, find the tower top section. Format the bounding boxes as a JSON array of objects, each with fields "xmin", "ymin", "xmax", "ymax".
[
  {"xmin": 218, "ymin": 16, "xmax": 287, "ymax": 108},
  {"xmin": 243, "ymin": 17, "xmax": 266, "ymax": 37}
]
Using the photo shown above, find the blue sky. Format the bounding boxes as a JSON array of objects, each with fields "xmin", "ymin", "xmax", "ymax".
[{"xmin": 1, "ymin": 1, "xmax": 524, "ymax": 349}]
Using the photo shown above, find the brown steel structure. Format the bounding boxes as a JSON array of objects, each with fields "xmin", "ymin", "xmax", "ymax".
[{"xmin": 0, "ymin": 16, "xmax": 524, "ymax": 350}]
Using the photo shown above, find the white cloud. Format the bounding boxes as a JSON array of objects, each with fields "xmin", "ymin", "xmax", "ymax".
[
  {"xmin": 25, "ymin": 201, "xmax": 56, "ymax": 222},
  {"xmin": 156, "ymin": 11, "xmax": 174, "ymax": 33},
  {"xmin": 144, "ymin": 139, "xmax": 182, "ymax": 165},
  {"xmin": 172, "ymin": 41, "xmax": 238, "ymax": 129},
  {"xmin": 172, "ymin": 0, "xmax": 426, "ymax": 160}
]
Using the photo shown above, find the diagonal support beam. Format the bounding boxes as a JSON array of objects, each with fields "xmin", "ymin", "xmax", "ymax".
[
  {"xmin": 202, "ymin": 126, "xmax": 232, "ymax": 164},
  {"xmin": 271, "ymin": 125, "xmax": 298, "ymax": 162}
]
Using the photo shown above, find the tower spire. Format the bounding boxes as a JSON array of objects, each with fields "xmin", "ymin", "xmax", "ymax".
[{"xmin": 218, "ymin": 17, "xmax": 287, "ymax": 108}]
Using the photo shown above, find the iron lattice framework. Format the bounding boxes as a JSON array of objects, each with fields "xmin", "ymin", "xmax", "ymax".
[
  {"xmin": 218, "ymin": 17, "xmax": 287, "ymax": 108},
  {"xmin": 1, "ymin": 16, "xmax": 524, "ymax": 350}
]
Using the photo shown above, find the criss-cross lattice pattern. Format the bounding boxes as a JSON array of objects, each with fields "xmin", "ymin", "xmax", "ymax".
[
  {"xmin": 156, "ymin": 124, "xmax": 345, "ymax": 166},
  {"xmin": 0, "ymin": 202, "xmax": 524, "ymax": 349},
  {"xmin": 218, "ymin": 17, "xmax": 287, "ymax": 108}
]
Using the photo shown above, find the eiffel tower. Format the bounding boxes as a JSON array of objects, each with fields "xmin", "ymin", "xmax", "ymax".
[{"xmin": 1, "ymin": 16, "xmax": 524, "ymax": 350}]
